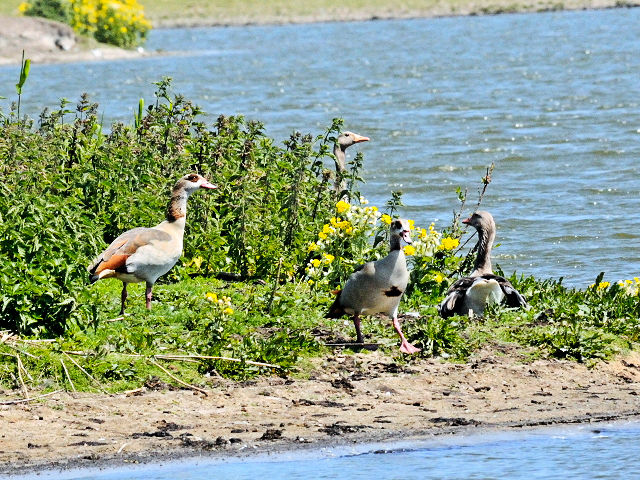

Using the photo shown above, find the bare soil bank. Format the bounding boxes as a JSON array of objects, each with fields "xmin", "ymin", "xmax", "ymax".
[{"xmin": 1, "ymin": 348, "xmax": 639, "ymax": 475}]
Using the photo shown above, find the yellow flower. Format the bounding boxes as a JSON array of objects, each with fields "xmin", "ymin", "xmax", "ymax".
[
  {"xmin": 439, "ymin": 237, "xmax": 459, "ymax": 251},
  {"xmin": 322, "ymin": 224, "xmax": 334, "ymax": 235},
  {"xmin": 419, "ymin": 228, "xmax": 428, "ymax": 240},
  {"xmin": 408, "ymin": 219, "xmax": 415, "ymax": 230},
  {"xmin": 323, "ymin": 253, "xmax": 335, "ymax": 264},
  {"xmin": 403, "ymin": 245, "xmax": 416, "ymax": 256},
  {"xmin": 205, "ymin": 292, "xmax": 217, "ymax": 302},
  {"xmin": 429, "ymin": 222, "xmax": 436, "ymax": 232},
  {"xmin": 307, "ymin": 279, "xmax": 314, "ymax": 285},
  {"xmin": 223, "ymin": 307, "xmax": 234, "ymax": 315},
  {"xmin": 336, "ymin": 200, "xmax": 350, "ymax": 214},
  {"xmin": 311, "ymin": 259, "xmax": 321, "ymax": 268},
  {"xmin": 381, "ymin": 214, "xmax": 392, "ymax": 225},
  {"xmin": 337, "ymin": 220, "xmax": 352, "ymax": 230},
  {"xmin": 433, "ymin": 272, "xmax": 445, "ymax": 284},
  {"xmin": 318, "ymin": 232, "xmax": 327, "ymax": 240},
  {"xmin": 597, "ymin": 281, "xmax": 610, "ymax": 290},
  {"xmin": 307, "ymin": 242, "xmax": 318, "ymax": 252},
  {"xmin": 18, "ymin": 2, "xmax": 29, "ymax": 14}
]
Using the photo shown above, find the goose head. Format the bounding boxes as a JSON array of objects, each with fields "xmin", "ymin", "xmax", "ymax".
[
  {"xmin": 462, "ymin": 210, "xmax": 495, "ymax": 235},
  {"xmin": 336, "ymin": 131, "xmax": 369, "ymax": 151},
  {"xmin": 391, "ymin": 218, "xmax": 412, "ymax": 245},
  {"xmin": 176, "ymin": 173, "xmax": 217, "ymax": 195}
]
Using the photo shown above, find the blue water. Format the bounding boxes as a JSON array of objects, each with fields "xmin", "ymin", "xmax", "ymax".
[
  {"xmin": 12, "ymin": 421, "xmax": 640, "ymax": 479},
  {"xmin": 1, "ymin": 9, "xmax": 640, "ymax": 286}
]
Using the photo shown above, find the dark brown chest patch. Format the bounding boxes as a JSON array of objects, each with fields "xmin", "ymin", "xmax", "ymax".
[{"xmin": 384, "ymin": 286, "xmax": 403, "ymax": 297}]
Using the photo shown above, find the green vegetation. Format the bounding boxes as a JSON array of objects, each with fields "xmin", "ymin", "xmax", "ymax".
[{"xmin": 1, "ymin": 66, "xmax": 639, "ymax": 397}]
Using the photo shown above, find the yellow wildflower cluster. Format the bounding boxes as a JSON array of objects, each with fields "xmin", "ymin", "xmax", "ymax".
[
  {"xmin": 205, "ymin": 292, "xmax": 234, "ymax": 315},
  {"xmin": 70, "ymin": 0, "xmax": 151, "ymax": 48},
  {"xmin": 305, "ymin": 198, "xmax": 381, "ymax": 286},
  {"xmin": 410, "ymin": 221, "xmax": 441, "ymax": 258},
  {"xmin": 617, "ymin": 277, "xmax": 640, "ymax": 296},
  {"xmin": 589, "ymin": 281, "xmax": 610, "ymax": 291},
  {"xmin": 315, "ymin": 200, "xmax": 380, "ymax": 243},
  {"xmin": 438, "ymin": 236, "xmax": 460, "ymax": 251},
  {"xmin": 305, "ymin": 197, "xmax": 449, "ymax": 286}
]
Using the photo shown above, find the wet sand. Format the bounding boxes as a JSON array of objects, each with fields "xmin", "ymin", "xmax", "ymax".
[{"xmin": 2, "ymin": 348, "xmax": 639, "ymax": 475}]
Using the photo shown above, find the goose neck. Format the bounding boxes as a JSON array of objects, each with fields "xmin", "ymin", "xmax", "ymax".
[
  {"xmin": 471, "ymin": 226, "xmax": 495, "ymax": 276},
  {"xmin": 166, "ymin": 187, "xmax": 191, "ymax": 222}
]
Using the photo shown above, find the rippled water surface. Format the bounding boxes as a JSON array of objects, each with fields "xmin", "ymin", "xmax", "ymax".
[
  {"xmin": 1, "ymin": 9, "xmax": 639, "ymax": 285},
  {"xmin": 14, "ymin": 421, "xmax": 640, "ymax": 479}
]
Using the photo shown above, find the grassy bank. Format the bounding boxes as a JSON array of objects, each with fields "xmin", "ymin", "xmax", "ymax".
[
  {"xmin": 2, "ymin": 0, "xmax": 636, "ymax": 27},
  {"xmin": 1, "ymin": 64, "xmax": 640, "ymax": 398}
]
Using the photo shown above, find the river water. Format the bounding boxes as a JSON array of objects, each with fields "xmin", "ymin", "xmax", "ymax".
[
  {"xmin": 1, "ymin": 9, "xmax": 639, "ymax": 285},
  {"xmin": 11, "ymin": 421, "xmax": 640, "ymax": 479}
]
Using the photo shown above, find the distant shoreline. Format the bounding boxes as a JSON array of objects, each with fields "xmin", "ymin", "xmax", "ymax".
[
  {"xmin": 149, "ymin": 2, "xmax": 638, "ymax": 28},
  {"xmin": 1, "ymin": 1, "xmax": 639, "ymax": 65}
]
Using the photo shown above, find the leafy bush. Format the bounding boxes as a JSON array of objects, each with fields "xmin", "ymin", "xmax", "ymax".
[{"xmin": 19, "ymin": 0, "xmax": 70, "ymax": 23}]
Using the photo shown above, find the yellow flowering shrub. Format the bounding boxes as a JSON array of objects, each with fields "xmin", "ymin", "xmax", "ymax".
[
  {"xmin": 305, "ymin": 197, "xmax": 446, "ymax": 292},
  {"xmin": 20, "ymin": 0, "xmax": 150, "ymax": 47},
  {"xmin": 71, "ymin": 0, "xmax": 151, "ymax": 48}
]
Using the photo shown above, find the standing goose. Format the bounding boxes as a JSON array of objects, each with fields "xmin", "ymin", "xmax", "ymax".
[
  {"xmin": 333, "ymin": 131, "xmax": 369, "ymax": 192},
  {"xmin": 88, "ymin": 173, "xmax": 216, "ymax": 314},
  {"xmin": 438, "ymin": 211, "xmax": 527, "ymax": 318},
  {"xmin": 326, "ymin": 218, "xmax": 421, "ymax": 354}
]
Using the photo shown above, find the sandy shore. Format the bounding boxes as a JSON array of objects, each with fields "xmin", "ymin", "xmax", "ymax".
[{"xmin": 2, "ymin": 348, "xmax": 639, "ymax": 475}]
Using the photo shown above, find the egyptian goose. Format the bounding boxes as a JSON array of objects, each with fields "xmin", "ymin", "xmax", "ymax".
[
  {"xmin": 88, "ymin": 174, "xmax": 216, "ymax": 314},
  {"xmin": 333, "ymin": 131, "xmax": 369, "ymax": 192},
  {"xmin": 438, "ymin": 211, "xmax": 527, "ymax": 318},
  {"xmin": 326, "ymin": 218, "xmax": 421, "ymax": 354}
]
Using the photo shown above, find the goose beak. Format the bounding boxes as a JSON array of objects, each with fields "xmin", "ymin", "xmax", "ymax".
[
  {"xmin": 462, "ymin": 217, "xmax": 471, "ymax": 225},
  {"xmin": 401, "ymin": 229, "xmax": 412, "ymax": 244},
  {"xmin": 201, "ymin": 181, "xmax": 217, "ymax": 189},
  {"xmin": 352, "ymin": 134, "xmax": 370, "ymax": 144}
]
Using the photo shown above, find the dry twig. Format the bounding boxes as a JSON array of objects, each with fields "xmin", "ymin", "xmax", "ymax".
[
  {"xmin": 60, "ymin": 358, "xmax": 76, "ymax": 392},
  {"xmin": 63, "ymin": 351, "xmax": 108, "ymax": 394},
  {"xmin": 0, "ymin": 389, "xmax": 62, "ymax": 405},
  {"xmin": 149, "ymin": 358, "xmax": 209, "ymax": 396}
]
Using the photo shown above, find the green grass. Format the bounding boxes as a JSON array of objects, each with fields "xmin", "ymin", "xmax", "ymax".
[{"xmin": 3, "ymin": 272, "xmax": 639, "ymax": 395}]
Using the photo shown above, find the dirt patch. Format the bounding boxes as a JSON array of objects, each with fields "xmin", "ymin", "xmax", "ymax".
[{"xmin": 1, "ymin": 349, "xmax": 639, "ymax": 475}]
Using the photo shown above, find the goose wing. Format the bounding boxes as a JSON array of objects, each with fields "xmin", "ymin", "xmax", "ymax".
[
  {"xmin": 481, "ymin": 274, "xmax": 528, "ymax": 308},
  {"xmin": 88, "ymin": 227, "xmax": 171, "ymax": 281},
  {"xmin": 438, "ymin": 277, "xmax": 476, "ymax": 318}
]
